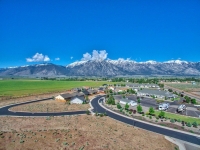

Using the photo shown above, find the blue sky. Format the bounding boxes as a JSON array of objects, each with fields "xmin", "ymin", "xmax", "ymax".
[{"xmin": 0, "ymin": 0, "xmax": 200, "ymax": 68}]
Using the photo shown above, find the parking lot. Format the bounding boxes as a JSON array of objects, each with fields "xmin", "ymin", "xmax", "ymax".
[{"xmin": 114, "ymin": 94, "xmax": 200, "ymax": 118}]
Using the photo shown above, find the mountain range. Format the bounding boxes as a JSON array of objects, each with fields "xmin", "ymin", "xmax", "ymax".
[{"xmin": 0, "ymin": 60, "xmax": 200, "ymax": 76}]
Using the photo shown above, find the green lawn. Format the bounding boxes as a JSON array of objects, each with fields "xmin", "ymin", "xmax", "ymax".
[
  {"xmin": 0, "ymin": 80, "xmax": 114, "ymax": 99},
  {"xmin": 154, "ymin": 110, "xmax": 200, "ymax": 124}
]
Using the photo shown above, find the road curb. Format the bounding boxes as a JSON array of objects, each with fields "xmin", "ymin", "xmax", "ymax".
[{"xmin": 165, "ymin": 136, "xmax": 186, "ymax": 150}]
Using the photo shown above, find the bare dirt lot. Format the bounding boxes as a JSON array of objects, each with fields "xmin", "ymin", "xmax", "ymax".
[
  {"xmin": 0, "ymin": 92, "xmax": 64, "ymax": 108},
  {"xmin": 0, "ymin": 115, "xmax": 177, "ymax": 150},
  {"xmin": 9, "ymin": 100, "xmax": 90, "ymax": 112}
]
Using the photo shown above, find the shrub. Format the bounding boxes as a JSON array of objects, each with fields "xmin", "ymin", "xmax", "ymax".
[
  {"xmin": 125, "ymin": 103, "xmax": 129, "ymax": 110},
  {"xmin": 177, "ymin": 119, "xmax": 181, "ymax": 122},
  {"xmin": 191, "ymin": 99, "xmax": 196, "ymax": 104},
  {"xmin": 104, "ymin": 112, "xmax": 107, "ymax": 116},
  {"xmin": 63, "ymin": 142, "xmax": 68, "ymax": 145},
  {"xmin": 149, "ymin": 107, "xmax": 155, "ymax": 115},
  {"xmin": 192, "ymin": 122, "xmax": 198, "ymax": 128},
  {"xmin": 186, "ymin": 122, "xmax": 191, "ymax": 127},
  {"xmin": 170, "ymin": 119, "xmax": 175, "ymax": 123},
  {"xmin": 149, "ymin": 115, "xmax": 152, "ymax": 119},
  {"xmin": 137, "ymin": 105, "xmax": 143, "ymax": 113},
  {"xmin": 86, "ymin": 110, "xmax": 90, "ymax": 115},
  {"xmin": 20, "ymin": 140, "xmax": 24, "ymax": 143},
  {"xmin": 158, "ymin": 111, "xmax": 165, "ymax": 118},
  {"xmin": 95, "ymin": 111, "xmax": 98, "ymax": 116},
  {"xmin": 100, "ymin": 113, "xmax": 104, "ymax": 117},
  {"xmin": 117, "ymin": 103, "xmax": 122, "ymax": 109},
  {"xmin": 142, "ymin": 113, "xmax": 144, "ymax": 116}
]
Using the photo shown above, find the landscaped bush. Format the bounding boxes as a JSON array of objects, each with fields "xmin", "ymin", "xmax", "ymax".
[
  {"xmin": 192, "ymin": 122, "xmax": 198, "ymax": 128},
  {"xmin": 186, "ymin": 122, "xmax": 191, "ymax": 127},
  {"xmin": 149, "ymin": 107, "xmax": 155, "ymax": 115},
  {"xmin": 100, "ymin": 113, "xmax": 104, "ymax": 117},
  {"xmin": 158, "ymin": 111, "xmax": 165, "ymax": 118},
  {"xmin": 125, "ymin": 103, "xmax": 129, "ymax": 110},
  {"xmin": 170, "ymin": 119, "xmax": 175, "ymax": 123},
  {"xmin": 191, "ymin": 99, "xmax": 196, "ymax": 104},
  {"xmin": 137, "ymin": 105, "xmax": 143, "ymax": 113},
  {"xmin": 117, "ymin": 103, "xmax": 122, "ymax": 109}
]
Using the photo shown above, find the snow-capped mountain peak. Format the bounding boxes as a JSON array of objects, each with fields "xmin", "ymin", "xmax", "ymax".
[{"xmin": 67, "ymin": 60, "xmax": 88, "ymax": 67}]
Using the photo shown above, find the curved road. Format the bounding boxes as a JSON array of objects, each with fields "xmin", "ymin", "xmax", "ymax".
[
  {"xmin": 0, "ymin": 98, "xmax": 86, "ymax": 116},
  {"xmin": 0, "ymin": 96, "xmax": 199, "ymax": 145}
]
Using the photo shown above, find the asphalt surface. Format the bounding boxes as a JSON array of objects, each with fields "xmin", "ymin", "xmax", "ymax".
[
  {"xmin": 0, "ymin": 98, "xmax": 86, "ymax": 116},
  {"xmin": 91, "ymin": 96, "xmax": 200, "ymax": 145}
]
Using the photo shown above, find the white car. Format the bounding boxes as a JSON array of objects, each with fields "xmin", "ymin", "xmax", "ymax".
[
  {"xmin": 177, "ymin": 104, "xmax": 186, "ymax": 113},
  {"xmin": 158, "ymin": 103, "xmax": 169, "ymax": 111},
  {"xmin": 129, "ymin": 101, "xmax": 138, "ymax": 107}
]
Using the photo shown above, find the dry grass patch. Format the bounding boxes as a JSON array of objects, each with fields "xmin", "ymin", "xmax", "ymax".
[
  {"xmin": 10, "ymin": 100, "xmax": 90, "ymax": 112},
  {"xmin": 0, "ymin": 115, "xmax": 176, "ymax": 150}
]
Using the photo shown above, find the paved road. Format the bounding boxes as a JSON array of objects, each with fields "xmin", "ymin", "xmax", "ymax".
[
  {"xmin": 0, "ymin": 98, "xmax": 86, "ymax": 116},
  {"xmin": 91, "ymin": 96, "xmax": 200, "ymax": 145}
]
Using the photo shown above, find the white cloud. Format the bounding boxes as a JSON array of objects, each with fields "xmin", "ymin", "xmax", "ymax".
[
  {"xmin": 81, "ymin": 50, "xmax": 108, "ymax": 61},
  {"xmin": 70, "ymin": 56, "xmax": 73, "ymax": 59},
  {"xmin": 55, "ymin": 58, "xmax": 60, "ymax": 61},
  {"xmin": 26, "ymin": 53, "xmax": 50, "ymax": 62}
]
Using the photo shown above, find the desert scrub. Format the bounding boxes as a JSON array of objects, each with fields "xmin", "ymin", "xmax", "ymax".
[
  {"xmin": 170, "ymin": 119, "xmax": 175, "ymax": 123},
  {"xmin": 20, "ymin": 140, "xmax": 24, "ymax": 143},
  {"xmin": 63, "ymin": 142, "xmax": 68, "ymax": 145}
]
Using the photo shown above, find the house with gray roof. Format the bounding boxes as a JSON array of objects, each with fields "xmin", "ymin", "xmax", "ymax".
[
  {"xmin": 137, "ymin": 89, "xmax": 176, "ymax": 99},
  {"xmin": 126, "ymin": 83, "xmax": 159, "ymax": 88}
]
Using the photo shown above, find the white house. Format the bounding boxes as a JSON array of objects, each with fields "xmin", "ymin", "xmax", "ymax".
[
  {"xmin": 119, "ymin": 98, "xmax": 137, "ymax": 107},
  {"xmin": 108, "ymin": 87, "xmax": 115, "ymax": 91},
  {"xmin": 70, "ymin": 96, "xmax": 85, "ymax": 104}
]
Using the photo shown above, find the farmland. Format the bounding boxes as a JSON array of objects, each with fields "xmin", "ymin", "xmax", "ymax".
[
  {"xmin": 166, "ymin": 83, "xmax": 200, "ymax": 92},
  {"xmin": 0, "ymin": 80, "xmax": 113, "ymax": 100}
]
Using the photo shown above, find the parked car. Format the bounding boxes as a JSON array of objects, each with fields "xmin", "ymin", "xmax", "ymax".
[
  {"xmin": 177, "ymin": 104, "xmax": 186, "ymax": 113},
  {"xmin": 158, "ymin": 103, "xmax": 169, "ymax": 111},
  {"xmin": 129, "ymin": 101, "xmax": 137, "ymax": 107}
]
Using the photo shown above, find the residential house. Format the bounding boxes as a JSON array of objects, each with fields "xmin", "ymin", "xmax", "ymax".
[
  {"xmin": 70, "ymin": 96, "xmax": 85, "ymax": 104},
  {"xmin": 137, "ymin": 89, "xmax": 176, "ymax": 99},
  {"xmin": 55, "ymin": 92, "xmax": 85, "ymax": 102},
  {"xmin": 119, "ymin": 98, "xmax": 137, "ymax": 107}
]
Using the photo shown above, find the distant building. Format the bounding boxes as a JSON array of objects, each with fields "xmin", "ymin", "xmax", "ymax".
[
  {"xmin": 70, "ymin": 96, "xmax": 85, "ymax": 104},
  {"xmin": 137, "ymin": 89, "xmax": 176, "ymax": 99}
]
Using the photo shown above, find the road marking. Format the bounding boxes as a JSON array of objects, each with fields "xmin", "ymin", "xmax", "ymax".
[{"xmin": 193, "ymin": 111, "xmax": 199, "ymax": 117}]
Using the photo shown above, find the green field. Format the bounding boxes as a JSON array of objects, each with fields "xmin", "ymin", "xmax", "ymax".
[
  {"xmin": 166, "ymin": 83, "xmax": 200, "ymax": 91},
  {"xmin": 154, "ymin": 111, "xmax": 200, "ymax": 124},
  {"xmin": 0, "ymin": 80, "xmax": 113, "ymax": 99}
]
